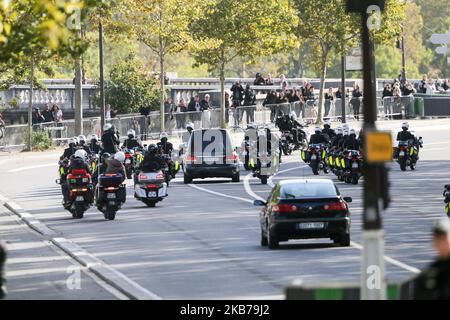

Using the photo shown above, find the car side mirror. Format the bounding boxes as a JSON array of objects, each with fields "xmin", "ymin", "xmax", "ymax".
[
  {"xmin": 253, "ymin": 200, "xmax": 267, "ymax": 206},
  {"xmin": 343, "ymin": 197, "xmax": 352, "ymax": 203}
]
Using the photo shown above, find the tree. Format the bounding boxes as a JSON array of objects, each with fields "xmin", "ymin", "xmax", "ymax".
[
  {"xmin": 105, "ymin": 53, "xmax": 160, "ymax": 114},
  {"xmin": 293, "ymin": 0, "xmax": 405, "ymax": 124},
  {"xmin": 189, "ymin": 0, "xmax": 298, "ymax": 128},
  {"xmin": 122, "ymin": 0, "xmax": 196, "ymax": 132}
]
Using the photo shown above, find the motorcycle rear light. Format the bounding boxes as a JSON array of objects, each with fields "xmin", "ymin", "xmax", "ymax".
[
  {"xmin": 125, "ymin": 153, "xmax": 132, "ymax": 158},
  {"xmin": 72, "ymin": 169, "xmax": 87, "ymax": 175},
  {"xmin": 105, "ymin": 187, "xmax": 118, "ymax": 191},
  {"xmin": 71, "ymin": 188, "xmax": 88, "ymax": 192},
  {"xmin": 272, "ymin": 204, "xmax": 297, "ymax": 213},
  {"xmin": 352, "ymin": 157, "xmax": 358, "ymax": 161},
  {"xmin": 186, "ymin": 155, "xmax": 197, "ymax": 162},
  {"xmin": 105, "ymin": 173, "xmax": 118, "ymax": 177},
  {"xmin": 226, "ymin": 154, "xmax": 238, "ymax": 162},
  {"xmin": 147, "ymin": 184, "xmax": 157, "ymax": 188},
  {"xmin": 324, "ymin": 202, "xmax": 347, "ymax": 211},
  {"xmin": 139, "ymin": 174, "xmax": 148, "ymax": 180},
  {"xmin": 156, "ymin": 173, "xmax": 164, "ymax": 180}
]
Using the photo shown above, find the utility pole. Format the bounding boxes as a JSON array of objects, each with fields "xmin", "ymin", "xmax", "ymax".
[
  {"xmin": 341, "ymin": 54, "xmax": 347, "ymax": 123},
  {"xmin": 346, "ymin": 0, "xmax": 391, "ymax": 300},
  {"xmin": 99, "ymin": 21, "xmax": 106, "ymax": 134},
  {"xmin": 400, "ymin": 34, "xmax": 407, "ymax": 84},
  {"xmin": 28, "ymin": 56, "xmax": 35, "ymax": 151},
  {"xmin": 74, "ymin": 56, "xmax": 83, "ymax": 136}
]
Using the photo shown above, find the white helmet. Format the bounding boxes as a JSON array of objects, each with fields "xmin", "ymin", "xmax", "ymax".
[
  {"xmin": 314, "ymin": 126, "xmax": 321, "ymax": 133},
  {"xmin": 74, "ymin": 149, "xmax": 87, "ymax": 161},
  {"xmin": 247, "ymin": 122, "xmax": 256, "ymax": 129},
  {"xmin": 186, "ymin": 122, "xmax": 194, "ymax": 130},
  {"xmin": 402, "ymin": 121, "xmax": 409, "ymax": 129},
  {"xmin": 127, "ymin": 129, "xmax": 136, "ymax": 138},
  {"xmin": 349, "ymin": 128, "xmax": 356, "ymax": 135},
  {"xmin": 78, "ymin": 135, "xmax": 86, "ymax": 143},
  {"xmin": 90, "ymin": 134, "xmax": 99, "ymax": 141},
  {"xmin": 342, "ymin": 123, "xmax": 349, "ymax": 130},
  {"xmin": 73, "ymin": 137, "xmax": 79, "ymax": 145},
  {"xmin": 343, "ymin": 129, "xmax": 349, "ymax": 136},
  {"xmin": 324, "ymin": 120, "xmax": 331, "ymax": 127},
  {"xmin": 68, "ymin": 138, "xmax": 76, "ymax": 145},
  {"xmin": 263, "ymin": 123, "xmax": 271, "ymax": 130},
  {"xmin": 114, "ymin": 151, "xmax": 126, "ymax": 163},
  {"xmin": 103, "ymin": 123, "xmax": 112, "ymax": 131},
  {"xmin": 289, "ymin": 111, "xmax": 297, "ymax": 119},
  {"xmin": 160, "ymin": 132, "xmax": 168, "ymax": 140}
]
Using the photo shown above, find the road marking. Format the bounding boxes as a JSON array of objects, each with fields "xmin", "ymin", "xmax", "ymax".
[
  {"xmin": 350, "ymin": 241, "xmax": 420, "ymax": 274},
  {"xmin": 7, "ymin": 163, "xmax": 55, "ymax": 173},
  {"xmin": 243, "ymin": 174, "xmax": 266, "ymax": 201},
  {"xmin": 268, "ymin": 165, "xmax": 308, "ymax": 187},
  {"xmin": 188, "ymin": 183, "xmax": 253, "ymax": 204}
]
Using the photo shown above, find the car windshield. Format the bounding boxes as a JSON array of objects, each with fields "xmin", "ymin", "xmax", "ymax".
[
  {"xmin": 190, "ymin": 129, "xmax": 232, "ymax": 156},
  {"xmin": 281, "ymin": 182, "xmax": 338, "ymax": 199}
]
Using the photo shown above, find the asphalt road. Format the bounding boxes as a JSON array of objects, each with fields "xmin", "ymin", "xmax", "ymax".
[{"xmin": 0, "ymin": 119, "xmax": 448, "ymax": 299}]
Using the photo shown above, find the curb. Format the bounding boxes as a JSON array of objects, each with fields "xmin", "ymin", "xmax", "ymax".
[{"xmin": 0, "ymin": 194, "xmax": 162, "ymax": 300}]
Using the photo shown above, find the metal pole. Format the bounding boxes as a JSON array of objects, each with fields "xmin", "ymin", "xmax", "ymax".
[
  {"xmin": 99, "ymin": 21, "xmax": 105, "ymax": 134},
  {"xmin": 401, "ymin": 34, "xmax": 407, "ymax": 84},
  {"xmin": 341, "ymin": 54, "xmax": 347, "ymax": 123},
  {"xmin": 28, "ymin": 56, "xmax": 35, "ymax": 151},
  {"xmin": 360, "ymin": 10, "xmax": 386, "ymax": 300}
]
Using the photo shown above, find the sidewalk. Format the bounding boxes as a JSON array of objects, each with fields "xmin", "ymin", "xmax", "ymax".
[{"xmin": 0, "ymin": 205, "xmax": 120, "ymax": 300}]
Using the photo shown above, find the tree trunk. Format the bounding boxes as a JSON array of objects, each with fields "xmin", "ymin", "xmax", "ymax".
[
  {"xmin": 159, "ymin": 54, "xmax": 165, "ymax": 133},
  {"xmin": 316, "ymin": 53, "xmax": 328, "ymax": 125},
  {"xmin": 74, "ymin": 57, "xmax": 83, "ymax": 136},
  {"xmin": 28, "ymin": 57, "xmax": 35, "ymax": 151}
]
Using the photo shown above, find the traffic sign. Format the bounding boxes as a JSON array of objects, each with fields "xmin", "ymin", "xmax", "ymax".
[
  {"xmin": 436, "ymin": 47, "xmax": 450, "ymax": 55},
  {"xmin": 365, "ymin": 131, "xmax": 393, "ymax": 163},
  {"xmin": 430, "ymin": 30, "xmax": 450, "ymax": 44}
]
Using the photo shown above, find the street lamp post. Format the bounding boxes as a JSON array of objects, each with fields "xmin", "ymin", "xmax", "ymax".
[{"xmin": 99, "ymin": 21, "xmax": 105, "ymax": 134}]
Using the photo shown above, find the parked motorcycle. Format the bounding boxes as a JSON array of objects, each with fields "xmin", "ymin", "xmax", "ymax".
[
  {"xmin": 134, "ymin": 170, "xmax": 168, "ymax": 207},
  {"xmin": 444, "ymin": 185, "xmax": 450, "ymax": 218},
  {"xmin": 95, "ymin": 173, "xmax": 126, "ymax": 220}
]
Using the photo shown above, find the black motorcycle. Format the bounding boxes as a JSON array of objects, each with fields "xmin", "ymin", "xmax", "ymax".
[{"xmin": 95, "ymin": 173, "xmax": 126, "ymax": 220}]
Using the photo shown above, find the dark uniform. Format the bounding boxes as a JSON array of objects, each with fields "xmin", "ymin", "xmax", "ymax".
[
  {"xmin": 122, "ymin": 138, "xmax": 142, "ymax": 150},
  {"xmin": 101, "ymin": 130, "xmax": 120, "ymax": 154},
  {"xmin": 309, "ymin": 132, "xmax": 329, "ymax": 145}
]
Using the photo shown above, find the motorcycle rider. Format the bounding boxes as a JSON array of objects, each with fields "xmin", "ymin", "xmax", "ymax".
[
  {"xmin": 309, "ymin": 126, "xmax": 329, "ymax": 145},
  {"xmin": 62, "ymin": 150, "xmax": 91, "ymax": 208},
  {"xmin": 242, "ymin": 123, "xmax": 258, "ymax": 170},
  {"xmin": 182, "ymin": 122, "xmax": 194, "ymax": 144},
  {"xmin": 101, "ymin": 123, "xmax": 120, "ymax": 154},
  {"xmin": 157, "ymin": 132, "xmax": 174, "ymax": 177},
  {"xmin": 122, "ymin": 129, "xmax": 142, "ymax": 150},
  {"xmin": 60, "ymin": 138, "xmax": 77, "ymax": 160},
  {"xmin": 105, "ymin": 151, "xmax": 127, "ymax": 183},
  {"xmin": 78, "ymin": 135, "xmax": 92, "ymax": 154},
  {"xmin": 322, "ymin": 120, "xmax": 336, "ymax": 141},
  {"xmin": 138, "ymin": 144, "xmax": 165, "ymax": 174},
  {"xmin": 396, "ymin": 121, "xmax": 415, "ymax": 142},
  {"xmin": 331, "ymin": 127, "xmax": 343, "ymax": 149},
  {"xmin": 344, "ymin": 129, "xmax": 361, "ymax": 150},
  {"xmin": 88, "ymin": 134, "xmax": 102, "ymax": 154}
]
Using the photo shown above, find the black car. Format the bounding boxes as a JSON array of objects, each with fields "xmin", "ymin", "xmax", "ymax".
[
  {"xmin": 254, "ymin": 179, "xmax": 352, "ymax": 249},
  {"xmin": 183, "ymin": 129, "xmax": 240, "ymax": 183}
]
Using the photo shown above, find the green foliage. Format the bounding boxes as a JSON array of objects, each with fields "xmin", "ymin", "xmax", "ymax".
[
  {"xmin": 8, "ymin": 97, "xmax": 19, "ymax": 109},
  {"xmin": 105, "ymin": 53, "xmax": 160, "ymax": 114},
  {"xmin": 23, "ymin": 130, "xmax": 53, "ymax": 151}
]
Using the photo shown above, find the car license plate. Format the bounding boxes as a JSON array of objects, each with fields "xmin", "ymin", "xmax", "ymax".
[
  {"xmin": 298, "ymin": 222, "xmax": 324, "ymax": 230},
  {"xmin": 125, "ymin": 159, "xmax": 131, "ymax": 164},
  {"xmin": 148, "ymin": 191, "xmax": 157, "ymax": 197},
  {"xmin": 76, "ymin": 196, "xmax": 84, "ymax": 202},
  {"xmin": 107, "ymin": 193, "xmax": 116, "ymax": 199}
]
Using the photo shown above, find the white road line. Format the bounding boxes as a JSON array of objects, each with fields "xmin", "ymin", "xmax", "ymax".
[
  {"xmin": 7, "ymin": 163, "xmax": 55, "ymax": 173},
  {"xmin": 243, "ymin": 174, "xmax": 266, "ymax": 201},
  {"xmin": 268, "ymin": 165, "xmax": 309, "ymax": 187},
  {"xmin": 188, "ymin": 183, "xmax": 254, "ymax": 204},
  {"xmin": 350, "ymin": 242, "xmax": 420, "ymax": 274}
]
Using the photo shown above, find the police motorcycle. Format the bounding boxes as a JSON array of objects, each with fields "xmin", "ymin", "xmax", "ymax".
[
  {"xmin": 56, "ymin": 150, "xmax": 95, "ymax": 219},
  {"xmin": 240, "ymin": 123, "xmax": 258, "ymax": 170},
  {"xmin": 246, "ymin": 126, "xmax": 279, "ymax": 184},
  {"xmin": 95, "ymin": 152, "xmax": 127, "ymax": 220},
  {"xmin": 395, "ymin": 133, "xmax": 423, "ymax": 171},
  {"xmin": 342, "ymin": 149, "xmax": 363, "ymax": 185},
  {"xmin": 133, "ymin": 146, "xmax": 168, "ymax": 207}
]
